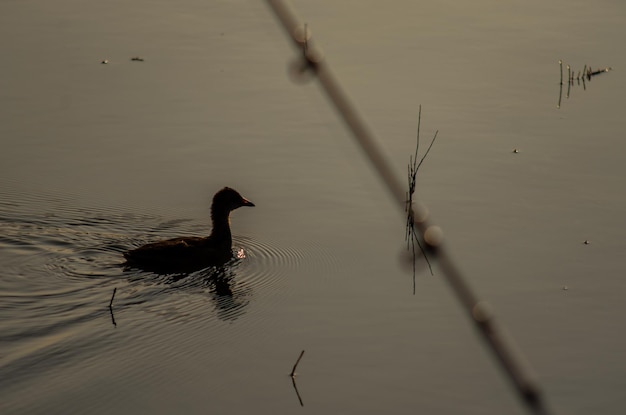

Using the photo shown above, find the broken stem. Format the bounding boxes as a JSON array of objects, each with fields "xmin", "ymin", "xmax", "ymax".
[
  {"xmin": 290, "ymin": 350, "xmax": 305, "ymax": 377},
  {"xmin": 109, "ymin": 287, "xmax": 117, "ymax": 308}
]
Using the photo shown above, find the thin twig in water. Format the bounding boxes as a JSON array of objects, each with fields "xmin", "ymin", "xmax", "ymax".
[
  {"xmin": 290, "ymin": 350, "xmax": 305, "ymax": 377},
  {"xmin": 109, "ymin": 287, "xmax": 117, "ymax": 308},
  {"xmin": 108, "ymin": 287, "xmax": 118, "ymax": 327},
  {"xmin": 289, "ymin": 348, "xmax": 305, "ymax": 405},
  {"xmin": 567, "ymin": 65, "xmax": 571, "ymax": 84}
]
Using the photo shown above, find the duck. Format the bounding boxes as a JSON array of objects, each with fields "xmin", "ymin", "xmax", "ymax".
[{"xmin": 124, "ymin": 187, "xmax": 254, "ymax": 272}]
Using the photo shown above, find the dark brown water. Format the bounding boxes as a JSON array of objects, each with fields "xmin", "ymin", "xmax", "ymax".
[{"xmin": 2, "ymin": 1, "xmax": 626, "ymax": 414}]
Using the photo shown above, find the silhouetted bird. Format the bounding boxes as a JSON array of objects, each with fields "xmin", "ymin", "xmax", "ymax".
[{"xmin": 124, "ymin": 187, "xmax": 254, "ymax": 272}]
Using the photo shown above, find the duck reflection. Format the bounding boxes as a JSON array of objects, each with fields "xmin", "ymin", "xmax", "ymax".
[
  {"xmin": 169, "ymin": 259, "xmax": 251, "ymax": 322},
  {"xmin": 122, "ymin": 254, "xmax": 252, "ymax": 322}
]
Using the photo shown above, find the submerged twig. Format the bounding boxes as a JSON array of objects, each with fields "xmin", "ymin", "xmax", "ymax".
[{"xmin": 290, "ymin": 350, "xmax": 305, "ymax": 377}]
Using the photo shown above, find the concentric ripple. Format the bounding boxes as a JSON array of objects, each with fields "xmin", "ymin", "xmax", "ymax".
[
  {"xmin": 0, "ymin": 182, "xmax": 340, "ymax": 390},
  {"xmin": 0, "ymin": 184, "xmax": 320, "ymax": 325},
  {"xmin": 233, "ymin": 235, "xmax": 304, "ymax": 290}
]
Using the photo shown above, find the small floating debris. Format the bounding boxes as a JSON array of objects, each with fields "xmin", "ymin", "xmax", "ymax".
[
  {"xmin": 583, "ymin": 240, "xmax": 590, "ymax": 245},
  {"xmin": 512, "ymin": 148, "xmax": 520, "ymax": 154},
  {"xmin": 562, "ymin": 285, "xmax": 569, "ymax": 291},
  {"xmin": 131, "ymin": 56, "xmax": 144, "ymax": 62},
  {"xmin": 101, "ymin": 59, "xmax": 109, "ymax": 64}
]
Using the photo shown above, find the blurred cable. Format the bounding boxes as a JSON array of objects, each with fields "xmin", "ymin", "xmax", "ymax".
[{"xmin": 265, "ymin": 1, "xmax": 553, "ymax": 414}]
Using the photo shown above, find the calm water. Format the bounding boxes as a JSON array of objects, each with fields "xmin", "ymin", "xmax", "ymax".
[{"xmin": 1, "ymin": 1, "xmax": 625, "ymax": 414}]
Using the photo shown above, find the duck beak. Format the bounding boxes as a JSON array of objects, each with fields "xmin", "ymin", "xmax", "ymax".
[{"xmin": 242, "ymin": 198, "xmax": 255, "ymax": 207}]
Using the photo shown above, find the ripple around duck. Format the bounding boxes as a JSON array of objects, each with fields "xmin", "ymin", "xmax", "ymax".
[
  {"xmin": 115, "ymin": 232, "xmax": 341, "ymax": 328},
  {"xmin": 233, "ymin": 235, "xmax": 303, "ymax": 290},
  {"xmin": 116, "ymin": 235, "xmax": 307, "ymax": 325},
  {"xmin": 238, "ymin": 234, "xmax": 339, "ymax": 277},
  {"xmin": 0, "ymin": 183, "xmax": 344, "ymax": 374},
  {"xmin": 0, "ymin": 186, "xmax": 262, "ymax": 389}
]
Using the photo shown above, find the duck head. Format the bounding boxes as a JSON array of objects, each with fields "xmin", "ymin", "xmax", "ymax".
[{"xmin": 212, "ymin": 187, "xmax": 255, "ymax": 214}]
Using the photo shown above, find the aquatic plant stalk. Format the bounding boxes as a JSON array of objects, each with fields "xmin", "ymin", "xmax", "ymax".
[{"xmin": 265, "ymin": 1, "xmax": 553, "ymax": 414}]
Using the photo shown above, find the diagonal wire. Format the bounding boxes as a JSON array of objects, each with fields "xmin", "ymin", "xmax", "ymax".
[{"xmin": 265, "ymin": 1, "xmax": 553, "ymax": 414}]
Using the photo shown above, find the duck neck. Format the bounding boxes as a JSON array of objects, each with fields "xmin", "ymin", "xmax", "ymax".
[{"xmin": 209, "ymin": 208, "xmax": 232, "ymax": 249}]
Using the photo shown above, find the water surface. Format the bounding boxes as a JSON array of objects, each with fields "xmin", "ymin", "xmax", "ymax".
[{"xmin": 1, "ymin": 1, "xmax": 626, "ymax": 414}]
